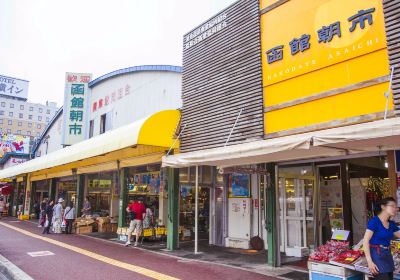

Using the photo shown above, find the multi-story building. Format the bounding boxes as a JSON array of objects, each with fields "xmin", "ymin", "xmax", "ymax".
[{"xmin": 0, "ymin": 97, "xmax": 58, "ymax": 138}]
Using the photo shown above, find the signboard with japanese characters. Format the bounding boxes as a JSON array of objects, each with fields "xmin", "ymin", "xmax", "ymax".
[
  {"xmin": 261, "ymin": 0, "xmax": 390, "ymax": 135},
  {"xmin": 62, "ymin": 72, "xmax": 92, "ymax": 146},
  {"xmin": 261, "ymin": 0, "xmax": 386, "ymax": 85},
  {"xmin": 0, "ymin": 75, "xmax": 29, "ymax": 100}
]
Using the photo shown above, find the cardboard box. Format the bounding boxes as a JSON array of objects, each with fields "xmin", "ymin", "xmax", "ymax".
[
  {"xmin": 97, "ymin": 217, "xmax": 110, "ymax": 224},
  {"xmin": 110, "ymin": 223, "xmax": 118, "ymax": 232},
  {"xmin": 98, "ymin": 223, "xmax": 108, "ymax": 233},
  {"xmin": 76, "ymin": 226, "xmax": 92, "ymax": 234}
]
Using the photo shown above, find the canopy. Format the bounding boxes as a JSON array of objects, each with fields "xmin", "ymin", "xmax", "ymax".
[
  {"xmin": 0, "ymin": 110, "xmax": 180, "ymax": 179},
  {"xmin": 162, "ymin": 117, "xmax": 400, "ymax": 168}
]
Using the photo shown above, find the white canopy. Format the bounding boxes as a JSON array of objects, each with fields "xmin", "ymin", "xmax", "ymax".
[{"xmin": 162, "ymin": 117, "xmax": 400, "ymax": 168}]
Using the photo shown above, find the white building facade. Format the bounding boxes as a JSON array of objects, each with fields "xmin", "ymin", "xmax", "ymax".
[{"xmin": 88, "ymin": 65, "xmax": 182, "ymax": 137}]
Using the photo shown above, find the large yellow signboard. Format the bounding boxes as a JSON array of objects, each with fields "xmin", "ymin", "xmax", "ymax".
[{"xmin": 261, "ymin": 0, "xmax": 391, "ymax": 135}]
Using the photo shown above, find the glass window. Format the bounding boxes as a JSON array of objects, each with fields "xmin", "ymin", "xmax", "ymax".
[
  {"xmin": 28, "ymin": 115, "xmax": 32, "ymax": 120},
  {"xmin": 29, "ymin": 107, "xmax": 33, "ymax": 111},
  {"xmin": 9, "ymin": 112, "xmax": 13, "ymax": 117},
  {"xmin": 27, "ymin": 131, "xmax": 31, "ymax": 135},
  {"xmin": 100, "ymin": 114, "xmax": 106, "ymax": 134},
  {"xmin": 17, "ymin": 130, "xmax": 21, "ymax": 134},
  {"xmin": 37, "ymin": 124, "xmax": 41, "ymax": 129},
  {"xmin": 8, "ymin": 120, "xmax": 12, "ymax": 125},
  {"xmin": 0, "ymin": 111, "xmax": 3, "ymax": 115},
  {"xmin": 7, "ymin": 129, "xmax": 11, "ymax": 133},
  {"xmin": 19, "ymin": 113, "xmax": 23, "ymax": 119},
  {"xmin": 18, "ymin": 122, "xmax": 22, "ymax": 126},
  {"xmin": 28, "ymin": 123, "xmax": 32, "ymax": 128},
  {"xmin": 46, "ymin": 117, "xmax": 49, "ymax": 122},
  {"xmin": 46, "ymin": 109, "xmax": 50, "ymax": 114},
  {"xmin": 0, "ymin": 119, "xmax": 2, "ymax": 124},
  {"xmin": 1, "ymin": 102, "xmax": 5, "ymax": 107},
  {"xmin": 38, "ymin": 116, "xmax": 42, "ymax": 121},
  {"xmin": 37, "ymin": 132, "xmax": 40, "ymax": 136},
  {"xmin": 9, "ymin": 103, "xmax": 14, "ymax": 108},
  {"xmin": 39, "ymin": 108, "xmax": 43, "ymax": 113},
  {"xmin": 89, "ymin": 120, "xmax": 94, "ymax": 138},
  {"xmin": 20, "ymin": 105, "xmax": 24, "ymax": 110}
]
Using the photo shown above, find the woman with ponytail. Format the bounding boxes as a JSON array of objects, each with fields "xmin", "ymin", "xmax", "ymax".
[{"xmin": 363, "ymin": 197, "xmax": 400, "ymax": 280}]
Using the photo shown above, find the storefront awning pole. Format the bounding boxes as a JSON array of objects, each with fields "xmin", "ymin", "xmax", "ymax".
[{"xmin": 195, "ymin": 165, "xmax": 199, "ymax": 254}]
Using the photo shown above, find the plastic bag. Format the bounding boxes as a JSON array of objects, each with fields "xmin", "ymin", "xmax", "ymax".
[{"xmin": 44, "ymin": 219, "xmax": 49, "ymax": 228}]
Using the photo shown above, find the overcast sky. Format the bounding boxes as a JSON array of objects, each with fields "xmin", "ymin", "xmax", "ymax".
[{"xmin": 0, "ymin": 0, "xmax": 236, "ymax": 106}]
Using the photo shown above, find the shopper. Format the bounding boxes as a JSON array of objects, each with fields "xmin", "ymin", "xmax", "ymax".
[
  {"xmin": 81, "ymin": 196, "xmax": 91, "ymax": 217},
  {"xmin": 52, "ymin": 198, "xmax": 64, "ymax": 234},
  {"xmin": 125, "ymin": 197, "xmax": 146, "ymax": 247},
  {"xmin": 33, "ymin": 200, "xmax": 40, "ymax": 221},
  {"xmin": 63, "ymin": 201, "xmax": 75, "ymax": 234},
  {"xmin": 0, "ymin": 197, "xmax": 5, "ymax": 219},
  {"xmin": 42, "ymin": 200, "xmax": 54, "ymax": 234},
  {"xmin": 38, "ymin": 198, "xmax": 47, "ymax": 227},
  {"xmin": 363, "ymin": 197, "xmax": 400, "ymax": 280},
  {"xmin": 143, "ymin": 204, "xmax": 153, "ymax": 229}
]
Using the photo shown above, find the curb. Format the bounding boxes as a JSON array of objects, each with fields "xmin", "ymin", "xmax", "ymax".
[{"xmin": 0, "ymin": 254, "xmax": 34, "ymax": 280}]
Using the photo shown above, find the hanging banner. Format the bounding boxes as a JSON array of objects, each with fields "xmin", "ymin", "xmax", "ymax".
[{"xmin": 62, "ymin": 73, "xmax": 92, "ymax": 146}]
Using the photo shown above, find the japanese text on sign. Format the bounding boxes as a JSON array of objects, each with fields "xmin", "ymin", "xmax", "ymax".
[
  {"xmin": 0, "ymin": 75, "xmax": 29, "ymax": 99},
  {"xmin": 266, "ymin": 8, "xmax": 375, "ymax": 64}
]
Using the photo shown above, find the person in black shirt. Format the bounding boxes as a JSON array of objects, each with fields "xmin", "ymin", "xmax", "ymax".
[{"xmin": 42, "ymin": 200, "xmax": 54, "ymax": 234}]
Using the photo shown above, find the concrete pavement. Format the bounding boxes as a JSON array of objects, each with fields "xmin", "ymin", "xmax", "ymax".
[{"xmin": 0, "ymin": 218, "xmax": 285, "ymax": 280}]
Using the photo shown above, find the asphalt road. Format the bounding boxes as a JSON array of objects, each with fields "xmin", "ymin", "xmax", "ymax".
[{"xmin": 0, "ymin": 218, "xmax": 278, "ymax": 280}]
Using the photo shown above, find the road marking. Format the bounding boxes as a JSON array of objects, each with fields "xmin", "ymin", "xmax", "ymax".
[
  {"xmin": 27, "ymin": 251, "xmax": 54, "ymax": 257},
  {"xmin": 9, "ymin": 221, "xmax": 21, "ymax": 223},
  {"xmin": 0, "ymin": 222, "xmax": 180, "ymax": 280}
]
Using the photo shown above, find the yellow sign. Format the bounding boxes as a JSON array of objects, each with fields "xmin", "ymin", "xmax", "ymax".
[{"xmin": 261, "ymin": 0, "xmax": 391, "ymax": 134}]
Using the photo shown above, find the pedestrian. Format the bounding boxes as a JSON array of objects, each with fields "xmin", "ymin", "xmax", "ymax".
[
  {"xmin": 63, "ymin": 201, "xmax": 75, "ymax": 234},
  {"xmin": 0, "ymin": 197, "xmax": 5, "ymax": 219},
  {"xmin": 143, "ymin": 204, "xmax": 153, "ymax": 229},
  {"xmin": 125, "ymin": 197, "xmax": 146, "ymax": 247},
  {"xmin": 38, "ymin": 198, "xmax": 47, "ymax": 227},
  {"xmin": 363, "ymin": 197, "xmax": 400, "ymax": 280},
  {"xmin": 52, "ymin": 198, "xmax": 64, "ymax": 234},
  {"xmin": 81, "ymin": 196, "xmax": 91, "ymax": 217},
  {"xmin": 42, "ymin": 200, "xmax": 54, "ymax": 234},
  {"xmin": 33, "ymin": 200, "xmax": 40, "ymax": 221}
]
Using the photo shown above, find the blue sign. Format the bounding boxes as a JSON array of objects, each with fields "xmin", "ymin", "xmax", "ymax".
[{"xmin": 396, "ymin": 150, "xmax": 400, "ymax": 173}]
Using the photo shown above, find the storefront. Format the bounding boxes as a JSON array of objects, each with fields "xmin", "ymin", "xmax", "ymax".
[
  {"xmin": 125, "ymin": 164, "xmax": 166, "ymax": 226},
  {"xmin": 33, "ymin": 179, "xmax": 50, "ymax": 204},
  {"xmin": 277, "ymin": 155, "xmax": 390, "ymax": 259},
  {"xmin": 85, "ymin": 171, "xmax": 116, "ymax": 217},
  {"xmin": 56, "ymin": 177, "xmax": 77, "ymax": 207}
]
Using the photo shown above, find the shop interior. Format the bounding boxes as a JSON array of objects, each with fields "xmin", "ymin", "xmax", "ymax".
[{"xmin": 278, "ymin": 155, "xmax": 390, "ymax": 265}]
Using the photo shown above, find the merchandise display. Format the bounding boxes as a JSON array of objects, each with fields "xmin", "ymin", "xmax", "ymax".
[{"xmin": 309, "ymin": 240, "xmax": 350, "ymax": 262}]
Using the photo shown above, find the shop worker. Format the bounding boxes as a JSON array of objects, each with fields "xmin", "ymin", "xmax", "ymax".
[
  {"xmin": 363, "ymin": 197, "xmax": 400, "ymax": 280},
  {"xmin": 125, "ymin": 197, "xmax": 146, "ymax": 247},
  {"xmin": 81, "ymin": 196, "xmax": 91, "ymax": 217}
]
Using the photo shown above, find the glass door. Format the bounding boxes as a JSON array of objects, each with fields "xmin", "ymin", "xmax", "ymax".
[{"xmin": 279, "ymin": 176, "xmax": 315, "ymax": 256}]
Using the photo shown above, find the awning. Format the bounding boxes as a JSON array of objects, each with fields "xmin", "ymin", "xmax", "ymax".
[
  {"xmin": 162, "ymin": 117, "xmax": 400, "ymax": 168},
  {"xmin": 0, "ymin": 110, "xmax": 180, "ymax": 179}
]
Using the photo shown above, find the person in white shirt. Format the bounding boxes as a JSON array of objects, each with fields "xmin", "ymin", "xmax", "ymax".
[{"xmin": 63, "ymin": 201, "xmax": 75, "ymax": 234}]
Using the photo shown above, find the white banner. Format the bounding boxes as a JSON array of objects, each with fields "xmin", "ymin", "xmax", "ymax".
[
  {"xmin": 62, "ymin": 73, "xmax": 92, "ymax": 146},
  {"xmin": 0, "ymin": 75, "xmax": 29, "ymax": 99}
]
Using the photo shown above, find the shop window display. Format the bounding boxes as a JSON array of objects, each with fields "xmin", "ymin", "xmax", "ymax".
[{"xmin": 87, "ymin": 172, "xmax": 115, "ymax": 216}]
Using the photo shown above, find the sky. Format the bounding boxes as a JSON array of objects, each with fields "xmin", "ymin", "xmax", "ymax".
[{"xmin": 0, "ymin": 0, "xmax": 236, "ymax": 106}]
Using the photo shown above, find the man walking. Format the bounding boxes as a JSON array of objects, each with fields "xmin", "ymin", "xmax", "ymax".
[{"xmin": 125, "ymin": 197, "xmax": 146, "ymax": 247}]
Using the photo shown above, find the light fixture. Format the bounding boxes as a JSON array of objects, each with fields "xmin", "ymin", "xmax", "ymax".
[
  {"xmin": 384, "ymin": 161, "xmax": 388, "ymax": 168},
  {"xmin": 301, "ymin": 168, "xmax": 307, "ymax": 175}
]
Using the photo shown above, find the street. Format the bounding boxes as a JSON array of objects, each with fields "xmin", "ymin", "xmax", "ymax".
[{"xmin": 0, "ymin": 218, "xmax": 278, "ymax": 280}]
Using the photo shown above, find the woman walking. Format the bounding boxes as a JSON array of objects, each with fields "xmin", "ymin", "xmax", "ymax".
[
  {"xmin": 42, "ymin": 200, "xmax": 54, "ymax": 234},
  {"xmin": 363, "ymin": 197, "xmax": 400, "ymax": 280},
  {"xmin": 63, "ymin": 201, "xmax": 75, "ymax": 234}
]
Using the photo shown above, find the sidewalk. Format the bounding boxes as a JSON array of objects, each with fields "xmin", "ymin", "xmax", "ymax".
[{"xmin": 83, "ymin": 226, "xmax": 308, "ymax": 279}]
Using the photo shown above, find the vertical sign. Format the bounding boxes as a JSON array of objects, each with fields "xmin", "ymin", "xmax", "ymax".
[{"xmin": 62, "ymin": 73, "xmax": 92, "ymax": 146}]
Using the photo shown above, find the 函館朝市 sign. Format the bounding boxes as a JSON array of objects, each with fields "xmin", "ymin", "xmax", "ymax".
[{"xmin": 62, "ymin": 73, "xmax": 92, "ymax": 146}]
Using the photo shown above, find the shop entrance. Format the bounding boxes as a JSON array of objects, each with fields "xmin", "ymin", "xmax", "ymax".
[{"xmin": 278, "ymin": 173, "xmax": 315, "ymax": 257}]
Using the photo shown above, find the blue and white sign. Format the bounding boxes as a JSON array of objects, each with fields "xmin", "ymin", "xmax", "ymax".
[{"xmin": 0, "ymin": 75, "xmax": 29, "ymax": 100}]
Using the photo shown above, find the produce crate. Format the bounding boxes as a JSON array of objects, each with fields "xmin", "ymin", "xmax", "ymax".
[
  {"xmin": 143, "ymin": 228, "xmax": 153, "ymax": 237},
  {"xmin": 76, "ymin": 226, "xmax": 92, "ymax": 234}
]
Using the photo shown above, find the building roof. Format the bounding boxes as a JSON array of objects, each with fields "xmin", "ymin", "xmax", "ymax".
[
  {"xmin": 88, "ymin": 65, "xmax": 182, "ymax": 88},
  {"xmin": 31, "ymin": 106, "xmax": 63, "ymax": 156}
]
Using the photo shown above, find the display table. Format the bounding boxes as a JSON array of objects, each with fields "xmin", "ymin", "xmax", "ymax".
[{"xmin": 308, "ymin": 261, "xmax": 363, "ymax": 280}]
